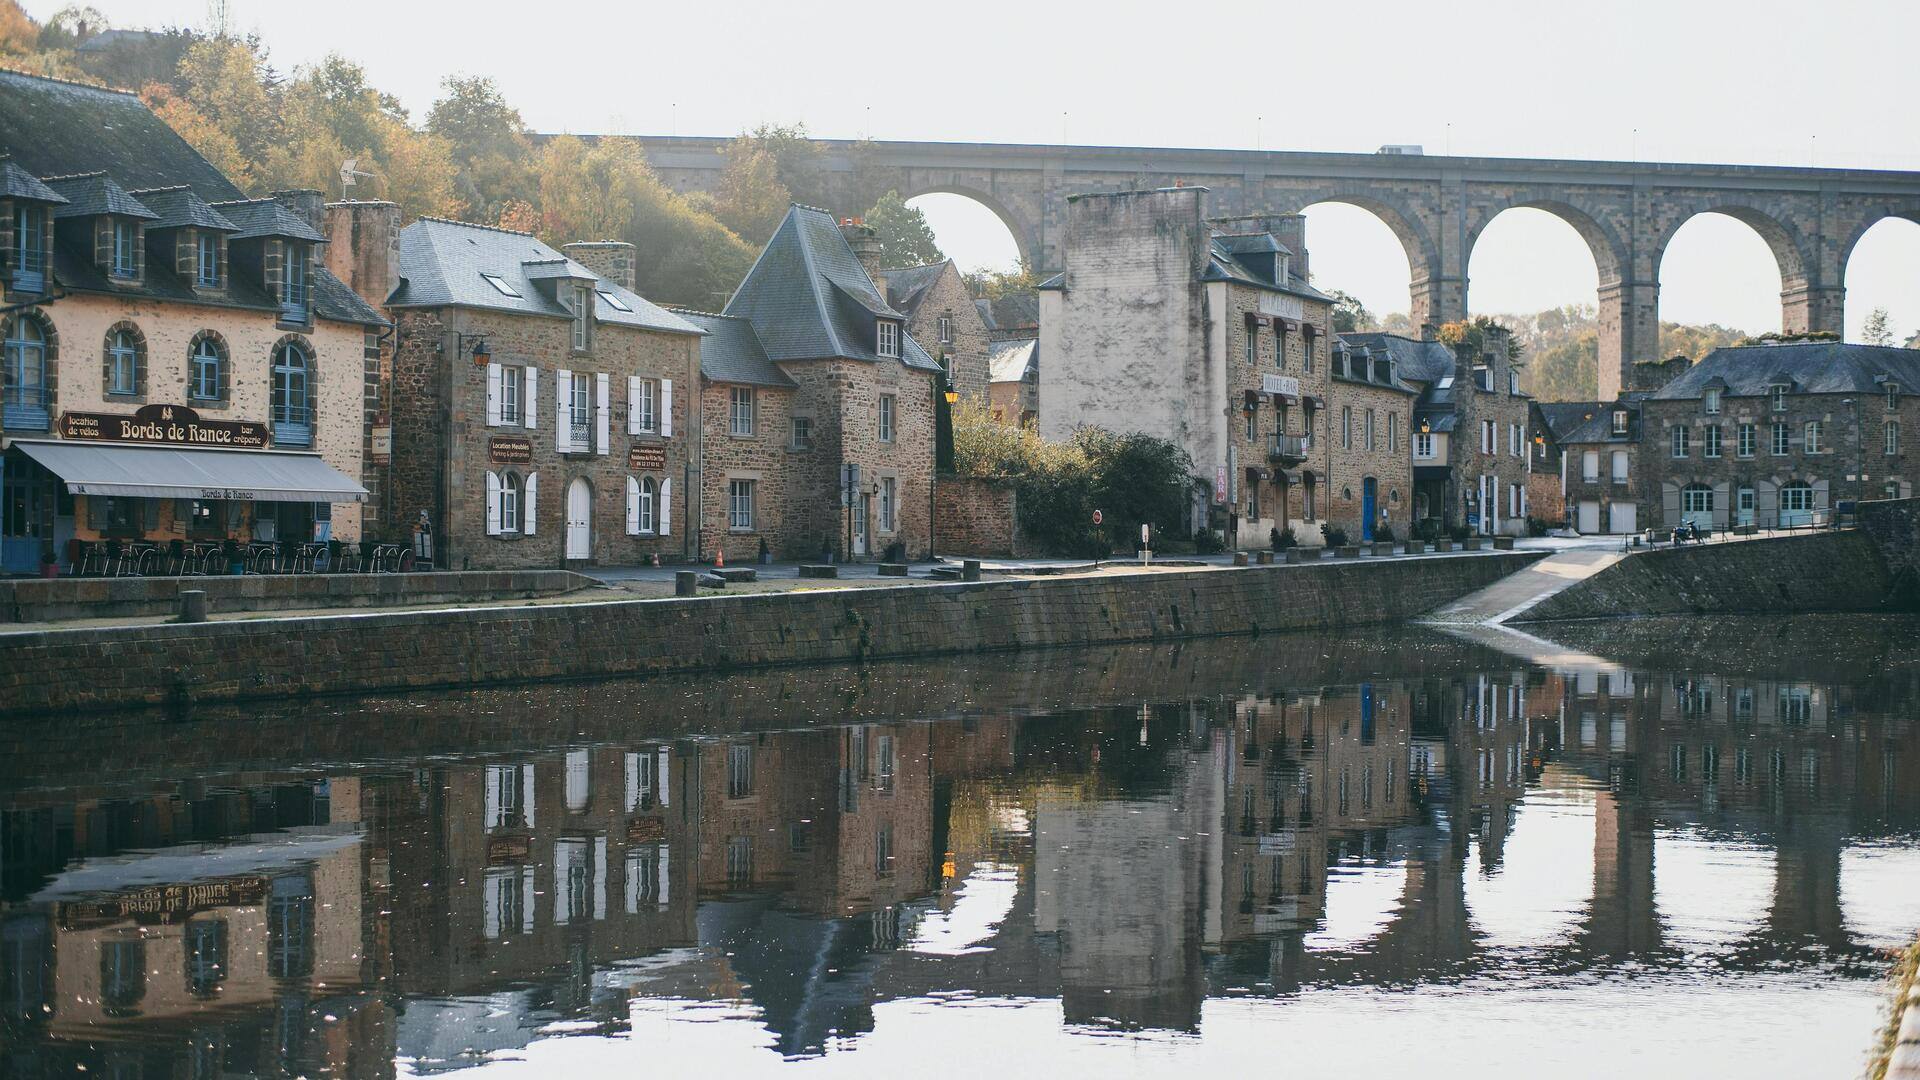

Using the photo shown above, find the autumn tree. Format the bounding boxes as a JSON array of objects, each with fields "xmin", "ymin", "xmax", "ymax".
[
  {"xmin": 0, "ymin": 1, "xmax": 36, "ymax": 57},
  {"xmin": 864, "ymin": 189, "xmax": 943, "ymax": 266},
  {"xmin": 141, "ymin": 82, "xmax": 253, "ymax": 185},
  {"xmin": 426, "ymin": 75, "xmax": 533, "ymax": 222},
  {"xmin": 1326, "ymin": 289, "xmax": 1375, "ymax": 333},
  {"xmin": 171, "ymin": 36, "xmax": 281, "ymax": 174},
  {"xmin": 705, "ymin": 142, "xmax": 790, "ymax": 244}
]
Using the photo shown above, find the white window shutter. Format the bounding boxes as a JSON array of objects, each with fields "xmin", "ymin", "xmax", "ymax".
[
  {"xmin": 656, "ymin": 749, "xmax": 670, "ymax": 806},
  {"xmin": 626, "ymin": 475, "xmax": 640, "ymax": 535},
  {"xmin": 659, "ymin": 477, "xmax": 671, "ymax": 535},
  {"xmin": 485, "ymin": 471, "xmax": 501, "ymax": 535},
  {"xmin": 524, "ymin": 472, "xmax": 539, "ymax": 535},
  {"xmin": 596, "ymin": 372, "xmax": 610, "ymax": 455},
  {"xmin": 555, "ymin": 370, "xmax": 572, "ymax": 451},
  {"xmin": 627, "ymin": 376, "xmax": 641, "ymax": 435},
  {"xmin": 525, "ymin": 367, "xmax": 538, "ymax": 429},
  {"xmin": 661, "ymin": 379, "xmax": 673, "ymax": 437},
  {"xmin": 486, "ymin": 362, "xmax": 502, "ymax": 426}
]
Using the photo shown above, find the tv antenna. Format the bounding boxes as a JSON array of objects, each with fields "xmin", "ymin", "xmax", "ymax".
[{"xmin": 339, "ymin": 158, "xmax": 375, "ymax": 193}]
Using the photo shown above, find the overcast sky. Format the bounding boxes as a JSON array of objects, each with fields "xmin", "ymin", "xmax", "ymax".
[{"xmin": 40, "ymin": 0, "xmax": 1918, "ymax": 341}]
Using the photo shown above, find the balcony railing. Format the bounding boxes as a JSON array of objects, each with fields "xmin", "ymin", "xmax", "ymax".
[
  {"xmin": 2, "ymin": 385, "xmax": 51, "ymax": 431},
  {"xmin": 570, "ymin": 419, "xmax": 593, "ymax": 450},
  {"xmin": 1267, "ymin": 433, "xmax": 1310, "ymax": 462}
]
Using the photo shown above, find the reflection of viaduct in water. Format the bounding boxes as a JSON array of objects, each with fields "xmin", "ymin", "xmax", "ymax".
[{"xmin": 630, "ymin": 135, "xmax": 1920, "ymax": 399}]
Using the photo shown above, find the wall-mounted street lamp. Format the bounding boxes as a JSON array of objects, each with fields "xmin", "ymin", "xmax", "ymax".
[{"xmin": 441, "ymin": 332, "xmax": 491, "ymax": 365}]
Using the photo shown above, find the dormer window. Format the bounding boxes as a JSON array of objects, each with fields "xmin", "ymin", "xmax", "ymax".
[
  {"xmin": 12, "ymin": 203, "xmax": 45, "ymax": 292},
  {"xmin": 1612, "ymin": 410, "xmax": 1629, "ymax": 436},
  {"xmin": 1888, "ymin": 383, "xmax": 1900, "ymax": 411},
  {"xmin": 1771, "ymin": 384, "xmax": 1789, "ymax": 412},
  {"xmin": 568, "ymin": 284, "xmax": 591, "ymax": 351},
  {"xmin": 1703, "ymin": 387, "xmax": 1721, "ymax": 415},
  {"xmin": 111, "ymin": 219, "xmax": 138, "ymax": 278},
  {"xmin": 877, "ymin": 319, "xmax": 900, "ymax": 359},
  {"xmin": 1474, "ymin": 365, "xmax": 1493, "ymax": 392},
  {"xmin": 195, "ymin": 232, "xmax": 221, "ymax": 288},
  {"xmin": 280, "ymin": 242, "xmax": 310, "ymax": 323}
]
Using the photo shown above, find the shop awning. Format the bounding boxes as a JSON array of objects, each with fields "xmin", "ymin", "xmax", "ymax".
[{"xmin": 12, "ymin": 440, "xmax": 367, "ymax": 502}]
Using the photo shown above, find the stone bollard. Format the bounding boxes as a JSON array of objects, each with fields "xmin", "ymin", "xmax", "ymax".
[
  {"xmin": 1233, "ymin": 552, "xmax": 1250, "ymax": 567},
  {"xmin": 675, "ymin": 571, "xmax": 698, "ymax": 597},
  {"xmin": 963, "ymin": 559, "xmax": 982, "ymax": 581},
  {"xmin": 178, "ymin": 590, "xmax": 208, "ymax": 623},
  {"xmin": 1256, "ymin": 550, "xmax": 1274, "ymax": 564},
  {"xmin": 877, "ymin": 563, "xmax": 908, "ymax": 577},
  {"xmin": 1284, "ymin": 549, "xmax": 1305, "ymax": 564}
]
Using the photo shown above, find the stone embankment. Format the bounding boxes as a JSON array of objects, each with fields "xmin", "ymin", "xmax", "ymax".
[
  {"xmin": 0, "ymin": 551, "xmax": 1541, "ymax": 717},
  {"xmin": 0, "ymin": 569, "xmax": 591, "ymax": 623}
]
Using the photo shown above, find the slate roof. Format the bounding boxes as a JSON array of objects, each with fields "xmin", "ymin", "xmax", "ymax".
[
  {"xmin": 1202, "ymin": 234, "xmax": 1332, "ymax": 302},
  {"xmin": 212, "ymin": 198, "xmax": 327, "ymax": 243},
  {"xmin": 669, "ymin": 309, "xmax": 795, "ymax": 388},
  {"xmin": 0, "ymin": 68, "xmax": 242, "ymax": 200},
  {"xmin": 1557, "ymin": 393, "xmax": 1652, "ymax": 444},
  {"xmin": 1534, "ymin": 401, "xmax": 1600, "ymax": 443},
  {"xmin": 0, "ymin": 157, "xmax": 66, "ymax": 203},
  {"xmin": 389, "ymin": 218, "xmax": 700, "ymax": 336},
  {"xmin": 977, "ymin": 290, "xmax": 1039, "ymax": 331},
  {"xmin": 880, "ymin": 261, "xmax": 948, "ymax": 318},
  {"xmin": 988, "ymin": 338, "xmax": 1037, "ymax": 384},
  {"xmin": 1331, "ymin": 342, "xmax": 1419, "ymax": 396},
  {"xmin": 129, "ymin": 185, "xmax": 239, "ymax": 232},
  {"xmin": 1339, "ymin": 332, "xmax": 1457, "ymax": 385},
  {"xmin": 724, "ymin": 204, "xmax": 941, "ymax": 372},
  {"xmin": 1652, "ymin": 342, "xmax": 1920, "ymax": 400},
  {"xmin": 44, "ymin": 171, "xmax": 157, "ymax": 220}
]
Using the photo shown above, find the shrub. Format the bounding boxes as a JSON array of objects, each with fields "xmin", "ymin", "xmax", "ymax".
[
  {"xmin": 1412, "ymin": 518, "xmax": 1442, "ymax": 543},
  {"xmin": 1374, "ymin": 523, "xmax": 1396, "ymax": 544},
  {"xmin": 1448, "ymin": 523, "xmax": 1471, "ymax": 542},
  {"xmin": 1271, "ymin": 526, "xmax": 1297, "ymax": 551},
  {"xmin": 1320, "ymin": 523, "xmax": 1349, "ymax": 548},
  {"xmin": 1526, "ymin": 516, "xmax": 1551, "ymax": 538},
  {"xmin": 1193, "ymin": 528, "xmax": 1225, "ymax": 554}
]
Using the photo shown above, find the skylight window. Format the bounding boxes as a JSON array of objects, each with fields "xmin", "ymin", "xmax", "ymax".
[
  {"xmin": 596, "ymin": 289, "xmax": 633, "ymax": 312},
  {"xmin": 481, "ymin": 273, "xmax": 521, "ymax": 298}
]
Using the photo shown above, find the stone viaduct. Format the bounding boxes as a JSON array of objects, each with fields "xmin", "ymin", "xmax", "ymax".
[{"xmin": 630, "ymin": 136, "xmax": 1920, "ymax": 400}]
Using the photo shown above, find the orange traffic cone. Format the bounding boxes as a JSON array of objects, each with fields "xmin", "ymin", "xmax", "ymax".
[{"xmin": 715, "ymin": 547, "xmax": 726, "ymax": 569}]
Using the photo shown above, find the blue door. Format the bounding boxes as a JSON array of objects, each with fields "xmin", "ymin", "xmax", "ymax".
[
  {"xmin": 1361, "ymin": 477, "xmax": 1377, "ymax": 541},
  {"xmin": 2, "ymin": 454, "xmax": 45, "ymax": 573}
]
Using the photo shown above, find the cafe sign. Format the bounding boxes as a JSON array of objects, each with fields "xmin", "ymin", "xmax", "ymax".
[
  {"xmin": 489, "ymin": 435, "xmax": 533, "ymax": 465},
  {"xmin": 60, "ymin": 404, "xmax": 268, "ymax": 449},
  {"xmin": 629, "ymin": 445, "xmax": 666, "ymax": 472},
  {"xmin": 57, "ymin": 876, "xmax": 269, "ymax": 929}
]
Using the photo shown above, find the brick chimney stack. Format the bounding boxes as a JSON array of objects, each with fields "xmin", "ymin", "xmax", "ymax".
[
  {"xmin": 840, "ymin": 219, "xmax": 885, "ymax": 285},
  {"xmin": 562, "ymin": 241, "xmax": 637, "ymax": 291},
  {"xmin": 324, "ymin": 200, "xmax": 401, "ymax": 306},
  {"xmin": 1419, "ymin": 322, "xmax": 1439, "ymax": 341},
  {"xmin": 271, "ymin": 189, "xmax": 326, "ymax": 233}
]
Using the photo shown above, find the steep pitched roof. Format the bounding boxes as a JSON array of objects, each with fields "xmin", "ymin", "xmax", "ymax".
[
  {"xmin": 1557, "ymin": 393, "xmax": 1652, "ymax": 444},
  {"xmin": 129, "ymin": 185, "xmax": 239, "ymax": 232},
  {"xmin": 1652, "ymin": 342, "xmax": 1920, "ymax": 400},
  {"xmin": 1339, "ymin": 332, "xmax": 1457, "ymax": 385},
  {"xmin": 670, "ymin": 309, "xmax": 795, "ymax": 388},
  {"xmin": 880, "ymin": 260, "xmax": 949, "ymax": 318},
  {"xmin": 212, "ymin": 198, "xmax": 327, "ymax": 242},
  {"xmin": 0, "ymin": 68, "xmax": 242, "ymax": 200},
  {"xmin": 988, "ymin": 338, "xmax": 1037, "ymax": 384},
  {"xmin": 1534, "ymin": 400, "xmax": 1600, "ymax": 443},
  {"xmin": 0, "ymin": 157, "xmax": 67, "ymax": 203},
  {"xmin": 44, "ymin": 171, "xmax": 158, "ymax": 219},
  {"xmin": 723, "ymin": 204, "xmax": 919, "ymax": 365},
  {"xmin": 1202, "ymin": 235, "xmax": 1331, "ymax": 302},
  {"xmin": 389, "ymin": 217, "xmax": 700, "ymax": 335}
]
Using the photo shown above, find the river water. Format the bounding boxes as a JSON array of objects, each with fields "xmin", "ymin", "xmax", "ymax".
[{"xmin": 2, "ymin": 616, "xmax": 1917, "ymax": 1078}]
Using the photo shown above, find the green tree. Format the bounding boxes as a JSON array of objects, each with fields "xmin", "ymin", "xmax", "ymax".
[
  {"xmin": 1326, "ymin": 288, "xmax": 1374, "ymax": 333},
  {"xmin": 426, "ymin": 75, "xmax": 534, "ymax": 221},
  {"xmin": 1863, "ymin": 306, "xmax": 1894, "ymax": 346},
  {"xmin": 724, "ymin": 122, "xmax": 829, "ymax": 207},
  {"xmin": 705, "ymin": 142, "xmax": 790, "ymax": 244},
  {"xmin": 863, "ymin": 189, "xmax": 943, "ymax": 266},
  {"xmin": 965, "ymin": 262, "xmax": 1039, "ymax": 299}
]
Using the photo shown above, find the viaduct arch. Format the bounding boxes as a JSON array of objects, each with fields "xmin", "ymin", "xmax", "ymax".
[{"xmin": 630, "ymin": 136, "xmax": 1920, "ymax": 400}]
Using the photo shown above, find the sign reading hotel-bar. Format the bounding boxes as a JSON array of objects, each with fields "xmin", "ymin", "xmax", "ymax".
[
  {"xmin": 629, "ymin": 445, "xmax": 666, "ymax": 471},
  {"xmin": 59, "ymin": 404, "xmax": 268, "ymax": 449},
  {"xmin": 489, "ymin": 436, "xmax": 533, "ymax": 465}
]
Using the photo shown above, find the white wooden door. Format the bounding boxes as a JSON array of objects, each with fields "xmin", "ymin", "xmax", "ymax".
[
  {"xmin": 1578, "ymin": 500, "xmax": 1600, "ymax": 534},
  {"xmin": 1609, "ymin": 502, "xmax": 1636, "ymax": 534},
  {"xmin": 566, "ymin": 477, "xmax": 591, "ymax": 560},
  {"xmin": 853, "ymin": 493, "xmax": 869, "ymax": 556}
]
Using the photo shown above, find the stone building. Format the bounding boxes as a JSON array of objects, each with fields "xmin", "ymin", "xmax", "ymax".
[
  {"xmin": 1039, "ymin": 189, "xmax": 1341, "ymax": 548},
  {"xmin": 872, "ymin": 259, "xmax": 989, "ymax": 402},
  {"xmin": 987, "ymin": 337, "xmax": 1038, "ymax": 426},
  {"xmin": 1537, "ymin": 396, "xmax": 1647, "ymax": 534},
  {"xmin": 1341, "ymin": 326, "xmax": 1534, "ymax": 536},
  {"xmin": 1326, "ymin": 338, "xmax": 1417, "ymax": 542},
  {"xmin": 340, "ymin": 213, "xmax": 703, "ymax": 569},
  {"xmin": 1638, "ymin": 342, "xmax": 1920, "ymax": 529},
  {"xmin": 694, "ymin": 204, "xmax": 944, "ymax": 562},
  {"xmin": 0, "ymin": 70, "xmax": 384, "ymax": 574}
]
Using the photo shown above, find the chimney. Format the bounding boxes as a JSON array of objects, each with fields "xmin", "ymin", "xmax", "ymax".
[
  {"xmin": 271, "ymin": 188, "xmax": 326, "ymax": 234},
  {"xmin": 324, "ymin": 200, "xmax": 401, "ymax": 306},
  {"xmin": 840, "ymin": 219, "xmax": 885, "ymax": 285},
  {"xmin": 1419, "ymin": 322, "xmax": 1439, "ymax": 341},
  {"xmin": 562, "ymin": 241, "xmax": 637, "ymax": 291},
  {"xmin": 1629, "ymin": 353, "xmax": 1692, "ymax": 392}
]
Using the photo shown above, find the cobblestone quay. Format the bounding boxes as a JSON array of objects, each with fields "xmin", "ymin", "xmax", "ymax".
[{"xmin": 0, "ymin": 552, "xmax": 1542, "ymax": 717}]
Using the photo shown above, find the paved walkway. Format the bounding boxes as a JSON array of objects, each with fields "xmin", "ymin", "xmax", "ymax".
[{"xmin": 1422, "ymin": 538, "xmax": 1626, "ymax": 626}]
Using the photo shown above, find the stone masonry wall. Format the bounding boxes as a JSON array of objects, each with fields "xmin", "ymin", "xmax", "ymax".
[
  {"xmin": 700, "ymin": 380, "xmax": 798, "ymax": 561},
  {"xmin": 888, "ymin": 261, "xmax": 990, "ymax": 403},
  {"xmin": 0, "ymin": 551, "xmax": 1544, "ymax": 716},
  {"xmin": 933, "ymin": 476, "xmax": 1025, "ymax": 557},
  {"xmin": 0, "ymin": 569, "xmax": 588, "ymax": 623},
  {"xmin": 1325, "ymin": 375, "xmax": 1415, "ymax": 541}
]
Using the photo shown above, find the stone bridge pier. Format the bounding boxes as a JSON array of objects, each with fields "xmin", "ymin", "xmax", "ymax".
[{"xmin": 630, "ymin": 136, "xmax": 1920, "ymax": 401}]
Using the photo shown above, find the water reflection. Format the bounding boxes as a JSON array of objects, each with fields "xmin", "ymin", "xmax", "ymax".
[{"xmin": 1, "ymin": 621, "xmax": 1917, "ymax": 1076}]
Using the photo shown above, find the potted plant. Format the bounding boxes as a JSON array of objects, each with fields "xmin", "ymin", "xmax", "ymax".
[
  {"xmin": 37, "ymin": 540, "xmax": 57, "ymax": 579},
  {"xmin": 1272, "ymin": 526, "xmax": 1297, "ymax": 551},
  {"xmin": 1370, "ymin": 522, "xmax": 1397, "ymax": 556}
]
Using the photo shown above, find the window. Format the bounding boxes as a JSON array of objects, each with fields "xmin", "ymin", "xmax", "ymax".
[
  {"xmin": 271, "ymin": 340, "xmax": 311, "ymax": 447},
  {"xmin": 595, "ymin": 288, "xmax": 632, "ymax": 312},
  {"xmin": 1245, "ymin": 323, "xmax": 1256, "ymax": 364},
  {"xmin": 1510, "ymin": 422, "xmax": 1522, "ymax": 457},
  {"xmin": 1888, "ymin": 421, "xmax": 1901, "ymax": 456},
  {"xmin": 726, "ymin": 743, "xmax": 754, "ymax": 798},
  {"xmin": 638, "ymin": 476, "xmax": 656, "ymax": 532},
  {"xmin": 499, "ymin": 471, "xmax": 521, "ymax": 533},
  {"xmin": 1245, "ymin": 402, "xmax": 1257, "ymax": 442},
  {"xmin": 1804, "ymin": 420, "xmax": 1823, "ymax": 454},
  {"xmin": 1342, "ymin": 406, "xmax": 1352, "ymax": 449},
  {"xmin": 1388, "ymin": 412, "xmax": 1398, "ymax": 453},
  {"xmin": 481, "ymin": 272, "xmax": 521, "ymax": 298},
  {"xmin": 1703, "ymin": 387, "xmax": 1721, "ymax": 414},
  {"xmin": 1612, "ymin": 410, "xmax": 1629, "ymax": 436},
  {"xmin": 111, "ymin": 219, "xmax": 137, "ymax": 277},
  {"xmin": 189, "ymin": 334, "xmax": 224, "ymax": 402},
  {"xmin": 281, "ymin": 244, "xmax": 309, "ymax": 321},
  {"xmin": 196, "ymin": 232, "xmax": 220, "ymax": 287},
  {"xmin": 500, "ymin": 366, "xmax": 522, "ymax": 424},
  {"xmin": 3, "ymin": 315, "xmax": 49, "ymax": 430},
  {"xmin": 938, "ymin": 314, "xmax": 952, "ymax": 344},
  {"xmin": 879, "ymin": 393, "xmax": 895, "ymax": 443},
  {"xmin": 1703, "ymin": 424, "xmax": 1722, "ymax": 458},
  {"xmin": 1302, "ymin": 327, "xmax": 1314, "ymax": 372},
  {"xmin": 1582, "ymin": 451, "xmax": 1600, "ymax": 482},
  {"xmin": 1771, "ymin": 421, "xmax": 1790, "ymax": 455},
  {"xmin": 791, "ymin": 415, "xmax": 812, "ymax": 450},
  {"xmin": 726, "ymin": 835, "xmax": 753, "ymax": 885},
  {"xmin": 1670, "ymin": 425, "xmax": 1690, "ymax": 458},
  {"xmin": 568, "ymin": 284, "xmax": 591, "ymax": 350},
  {"xmin": 1737, "ymin": 422, "xmax": 1755, "ymax": 458},
  {"xmin": 728, "ymin": 478, "xmax": 755, "ymax": 530},
  {"xmin": 570, "ymin": 372, "xmax": 591, "ymax": 433},
  {"xmin": 634, "ymin": 377, "xmax": 656, "ymax": 432},
  {"xmin": 875, "ymin": 822, "xmax": 894, "ymax": 875},
  {"xmin": 1612, "ymin": 449, "xmax": 1629, "ymax": 483},
  {"xmin": 1414, "ymin": 432, "xmax": 1434, "ymax": 458},
  {"xmin": 879, "ymin": 476, "xmax": 895, "ymax": 532},
  {"xmin": 1509, "ymin": 368, "xmax": 1520, "ymax": 395},
  {"xmin": 1482, "ymin": 418, "xmax": 1496, "ymax": 454},
  {"xmin": 1888, "ymin": 383, "xmax": 1901, "ymax": 411},
  {"xmin": 876, "ymin": 319, "xmax": 900, "ymax": 359},
  {"xmin": 1771, "ymin": 385, "xmax": 1788, "ymax": 412},
  {"xmin": 185, "ymin": 919, "xmax": 227, "ymax": 998},
  {"xmin": 106, "ymin": 326, "xmax": 140, "ymax": 395},
  {"xmin": 12, "ymin": 204, "xmax": 44, "ymax": 290},
  {"xmin": 1364, "ymin": 408, "xmax": 1375, "ymax": 450},
  {"xmin": 729, "ymin": 386, "xmax": 755, "ymax": 436}
]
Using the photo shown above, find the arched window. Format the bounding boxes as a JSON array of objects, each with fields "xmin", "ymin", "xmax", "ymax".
[
  {"xmin": 271, "ymin": 339, "xmax": 312, "ymax": 446},
  {"xmin": 1779, "ymin": 481, "xmax": 1814, "ymax": 526},
  {"xmin": 639, "ymin": 476, "xmax": 656, "ymax": 533},
  {"xmin": 3, "ymin": 314, "xmax": 50, "ymax": 430},
  {"xmin": 189, "ymin": 332, "xmax": 227, "ymax": 403},
  {"xmin": 104, "ymin": 324, "xmax": 143, "ymax": 397},
  {"xmin": 500, "ymin": 471, "xmax": 521, "ymax": 533}
]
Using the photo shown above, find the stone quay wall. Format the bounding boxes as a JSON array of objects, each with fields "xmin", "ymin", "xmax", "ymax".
[
  {"xmin": 0, "ymin": 551, "xmax": 1543, "ymax": 717},
  {"xmin": 0, "ymin": 569, "xmax": 590, "ymax": 624},
  {"xmin": 933, "ymin": 476, "xmax": 1029, "ymax": 557},
  {"xmin": 1515, "ymin": 530, "xmax": 1898, "ymax": 622}
]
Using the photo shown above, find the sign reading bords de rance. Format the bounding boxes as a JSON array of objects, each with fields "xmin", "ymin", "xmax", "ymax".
[{"xmin": 60, "ymin": 404, "xmax": 268, "ymax": 449}]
